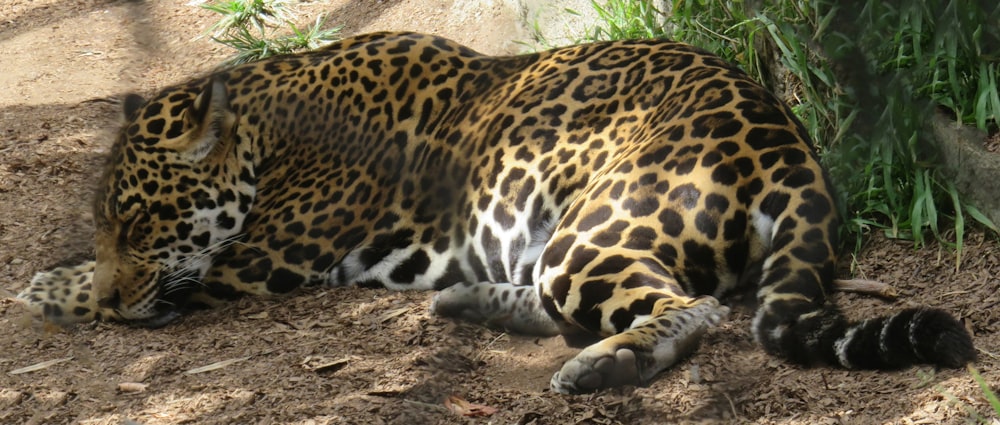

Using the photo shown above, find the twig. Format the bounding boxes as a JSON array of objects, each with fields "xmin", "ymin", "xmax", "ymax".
[
  {"xmin": 8, "ymin": 357, "xmax": 74, "ymax": 375},
  {"xmin": 833, "ymin": 279, "xmax": 898, "ymax": 299},
  {"xmin": 975, "ymin": 347, "xmax": 1000, "ymax": 361}
]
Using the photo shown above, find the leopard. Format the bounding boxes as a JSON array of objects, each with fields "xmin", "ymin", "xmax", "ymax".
[{"xmin": 17, "ymin": 31, "xmax": 974, "ymax": 394}]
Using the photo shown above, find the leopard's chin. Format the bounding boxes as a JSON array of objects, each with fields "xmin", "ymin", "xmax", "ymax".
[{"xmin": 128, "ymin": 310, "xmax": 182, "ymax": 329}]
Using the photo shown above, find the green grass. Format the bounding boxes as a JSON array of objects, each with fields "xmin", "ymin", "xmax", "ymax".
[
  {"xmin": 583, "ymin": 0, "xmax": 999, "ymax": 255},
  {"xmin": 924, "ymin": 366, "xmax": 1000, "ymax": 423},
  {"xmin": 199, "ymin": 0, "xmax": 341, "ymax": 65},
  {"xmin": 202, "ymin": 0, "xmax": 293, "ymax": 37},
  {"xmin": 587, "ymin": 0, "xmax": 669, "ymax": 40},
  {"xmin": 969, "ymin": 366, "xmax": 1000, "ymax": 421}
]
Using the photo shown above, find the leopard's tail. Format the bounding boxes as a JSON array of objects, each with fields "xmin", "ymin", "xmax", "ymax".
[
  {"xmin": 751, "ymin": 213, "xmax": 975, "ymax": 370},
  {"xmin": 753, "ymin": 300, "xmax": 975, "ymax": 369}
]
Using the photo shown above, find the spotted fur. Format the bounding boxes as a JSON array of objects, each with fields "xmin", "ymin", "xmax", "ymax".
[{"xmin": 18, "ymin": 32, "xmax": 974, "ymax": 393}]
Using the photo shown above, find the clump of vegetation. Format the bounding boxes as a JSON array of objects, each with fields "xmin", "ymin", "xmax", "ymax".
[
  {"xmin": 583, "ymin": 1, "xmax": 999, "ymax": 418},
  {"xmin": 969, "ymin": 366, "xmax": 1000, "ymax": 421},
  {"xmin": 584, "ymin": 0, "xmax": 999, "ymax": 255},
  {"xmin": 199, "ymin": 0, "xmax": 340, "ymax": 65},
  {"xmin": 586, "ymin": 0, "xmax": 669, "ymax": 40}
]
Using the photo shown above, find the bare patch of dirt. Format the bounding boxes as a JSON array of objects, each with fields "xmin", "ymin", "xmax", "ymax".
[
  {"xmin": 1, "ymin": 1, "xmax": 998, "ymax": 424},
  {"xmin": 985, "ymin": 130, "xmax": 999, "ymax": 153}
]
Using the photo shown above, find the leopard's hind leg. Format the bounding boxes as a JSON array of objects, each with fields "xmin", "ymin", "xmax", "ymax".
[
  {"xmin": 432, "ymin": 281, "xmax": 562, "ymax": 336},
  {"xmin": 531, "ymin": 147, "xmax": 735, "ymax": 393},
  {"xmin": 536, "ymin": 248, "xmax": 730, "ymax": 394},
  {"xmin": 432, "ymin": 199, "xmax": 731, "ymax": 393}
]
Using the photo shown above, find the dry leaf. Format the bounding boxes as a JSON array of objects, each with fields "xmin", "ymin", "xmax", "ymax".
[
  {"xmin": 444, "ymin": 394, "xmax": 498, "ymax": 417},
  {"xmin": 183, "ymin": 356, "xmax": 251, "ymax": 374},
  {"xmin": 377, "ymin": 307, "xmax": 410, "ymax": 323},
  {"xmin": 302, "ymin": 355, "xmax": 351, "ymax": 373},
  {"xmin": 8, "ymin": 357, "xmax": 73, "ymax": 375},
  {"xmin": 117, "ymin": 382, "xmax": 148, "ymax": 393},
  {"xmin": 245, "ymin": 311, "xmax": 269, "ymax": 320}
]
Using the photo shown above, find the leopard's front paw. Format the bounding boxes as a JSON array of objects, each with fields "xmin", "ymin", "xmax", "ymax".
[
  {"xmin": 551, "ymin": 347, "xmax": 642, "ymax": 394},
  {"xmin": 16, "ymin": 261, "xmax": 108, "ymax": 324}
]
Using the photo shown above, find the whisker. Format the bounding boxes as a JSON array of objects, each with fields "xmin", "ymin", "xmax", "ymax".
[
  {"xmin": 155, "ymin": 233, "xmax": 247, "ymax": 299},
  {"xmin": 163, "ymin": 233, "xmax": 246, "ymax": 275},
  {"xmin": 155, "ymin": 298, "xmax": 177, "ymax": 308},
  {"xmin": 163, "ymin": 276, "xmax": 203, "ymax": 291}
]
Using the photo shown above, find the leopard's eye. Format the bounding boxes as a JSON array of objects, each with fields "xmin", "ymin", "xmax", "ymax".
[{"xmin": 119, "ymin": 210, "xmax": 150, "ymax": 249}]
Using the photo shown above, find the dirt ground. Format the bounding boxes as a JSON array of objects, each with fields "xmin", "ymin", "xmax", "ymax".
[{"xmin": 1, "ymin": 1, "xmax": 998, "ymax": 424}]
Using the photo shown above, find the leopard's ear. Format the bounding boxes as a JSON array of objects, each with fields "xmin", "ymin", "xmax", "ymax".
[
  {"xmin": 180, "ymin": 76, "xmax": 237, "ymax": 162},
  {"xmin": 122, "ymin": 93, "xmax": 146, "ymax": 121}
]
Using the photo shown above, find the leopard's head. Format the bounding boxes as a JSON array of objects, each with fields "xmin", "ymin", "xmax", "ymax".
[{"xmin": 93, "ymin": 78, "xmax": 255, "ymax": 326}]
